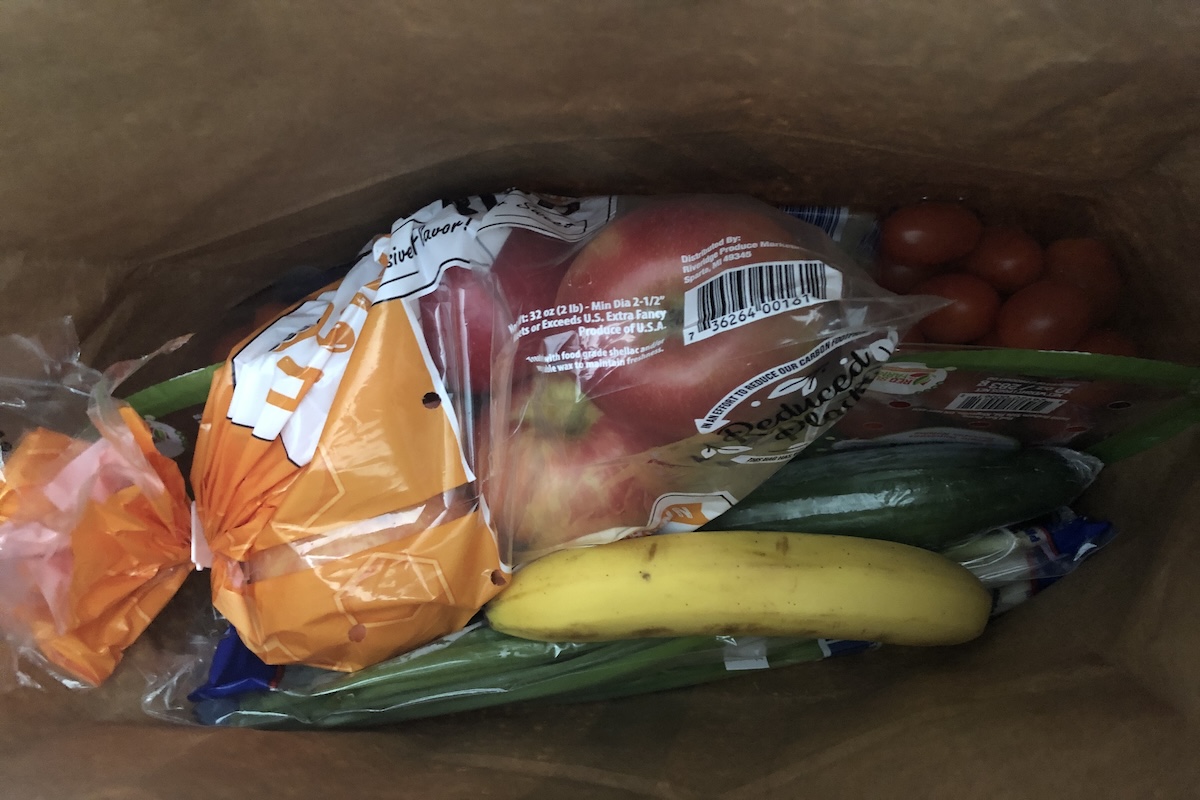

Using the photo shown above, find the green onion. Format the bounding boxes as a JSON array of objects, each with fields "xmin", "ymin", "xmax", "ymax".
[{"xmin": 211, "ymin": 628, "xmax": 772, "ymax": 729}]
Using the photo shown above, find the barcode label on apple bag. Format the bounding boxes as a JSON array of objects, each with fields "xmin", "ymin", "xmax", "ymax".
[
  {"xmin": 682, "ymin": 260, "xmax": 842, "ymax": 344},
  {"xmin": 945, "ymin": 393, "xmax": 1067, "ymax": 414}
]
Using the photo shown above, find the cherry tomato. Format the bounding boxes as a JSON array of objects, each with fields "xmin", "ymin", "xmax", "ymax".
[
  {"xmin": 963, "ymin": 227, "xmax": 1044, "ymax": 293},
  {"xmin": 912, "ymin": 273, "xmax": 1001, "ymax": 344},
  {"xmin": 1044, "ymin": 238, "xmax": 1122, "ymax": 321},
  {"xmin": 1074, "ymin": 329, "xmax": 1138, "ymax": 357},
  {"xmin": 996, "ymin": 280, "xmax": 1093, "ymax": 350},
  {"xmin": 876, "ymin": 260, "xmax": 941, "ymax": 294},
  {"xmin": 882, "ymin": 202, "xmax": 983, "ymax": 266}
]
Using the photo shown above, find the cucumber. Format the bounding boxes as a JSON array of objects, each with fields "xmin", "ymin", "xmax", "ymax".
[{"xmin": 701, "ymin": 444, "xmax": 1102, "ymax": 550}]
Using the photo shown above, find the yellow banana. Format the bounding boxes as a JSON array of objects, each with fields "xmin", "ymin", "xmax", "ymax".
[{"xmin": 487, "ymin": 531, "xmax": 991, "ymax": 646}]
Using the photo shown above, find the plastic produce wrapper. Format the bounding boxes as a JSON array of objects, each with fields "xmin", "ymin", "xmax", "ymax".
[
  {"xmin": 187, "ymin": 190, "xmax": 935, "ymax": 672},
  {"xmin": 0, "ymin": 326, "xmax": 192, "ymax": 688},
  {"xmin": 142, "ymin": 510, "xmax": 1112, "ymax": 729},
  {"xmin": 192, "ymin": 270, "xmax": 505, "ymax": 672},
  {"xmin": 778, "ymin": 205, "xmax": 880, "ymax": 270},
  {"xmin": 818, "ymin": 345, "xmax": 1200, "ymax": 462},
  {"xmin": 944, "ymin": 508, "xmax": 1116, "ymax": 615},
  {"xmin": 439, "ymin": 192, "xmax": 936, "ymax": 562},
  {"xmin": 144, "ymin": 621, "xmax": 862, "ymax": 729}
]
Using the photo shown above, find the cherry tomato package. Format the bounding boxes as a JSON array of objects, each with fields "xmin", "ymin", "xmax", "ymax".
[{"xmin": 813, "ymin": 345, "xmax": 1200, "ymax": 462}]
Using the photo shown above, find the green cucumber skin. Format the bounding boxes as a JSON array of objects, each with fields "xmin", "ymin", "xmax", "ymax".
[{"xmin": 702, "ymin": 445, "xmax": 1096, "ymax": 550}]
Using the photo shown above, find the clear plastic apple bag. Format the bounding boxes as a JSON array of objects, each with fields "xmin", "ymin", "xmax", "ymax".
[{"xmin": 387, "ymin": 191, "xmax": 941, "ymax": 562}]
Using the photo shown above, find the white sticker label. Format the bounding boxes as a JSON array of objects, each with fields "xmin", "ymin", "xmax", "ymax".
[
  {"xmin": 649, "ymin": 491, "xmax": 737, "ymax": 532},
  {"xmin": 683, "ymin": 260, "xmax": 842, "ymax": 345},
  {"xmin": 723, "ymin": 637, "xmax": 771, "ymax": 671},
  {"xmin": 190, "ymin": 502, "xmax": 213, "ymax": 570},
  {"xmin": 868, "ymin": 362, "xmax": 949, "ymax": 395},
  {"xmin": 729, "ymin": 452, "xmax": 797, "ymax": 465}
]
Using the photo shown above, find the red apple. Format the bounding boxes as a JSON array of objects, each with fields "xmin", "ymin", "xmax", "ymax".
[
  {"xmin": 479, "ymin": 375, "xmax": 664, "ymax": 559},
  {"xmin": 421, "ymin": 228, "xmax": 575, "ymax": 394},
  {"xmin": 554, "ymin": 196, "xmax": 824, "ymax": 445}
]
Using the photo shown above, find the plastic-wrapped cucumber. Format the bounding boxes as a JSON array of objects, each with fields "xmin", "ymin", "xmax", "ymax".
[{"xmin": 701, "ymin": 444, "xmax": 1102, "ymax": 550}]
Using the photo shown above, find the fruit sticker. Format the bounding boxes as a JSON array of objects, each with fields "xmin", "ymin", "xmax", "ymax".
[
  {"xmin": 649, "ymin": 491, "xmax": 738, "ymax": 533},
  {"xmin": 868, "ymin": 362, "xmax": 950, "ymax": 396}
]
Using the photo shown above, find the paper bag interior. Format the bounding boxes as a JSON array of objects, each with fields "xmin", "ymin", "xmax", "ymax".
[{"xmin": 1, "ymin": 3, "xmax": 1198, "ymax": 797}]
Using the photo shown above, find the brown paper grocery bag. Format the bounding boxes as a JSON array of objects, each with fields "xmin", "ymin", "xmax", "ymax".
[{"xmin": 1, "ymin": 2, "xmax": 1198, "ymax": 797}]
